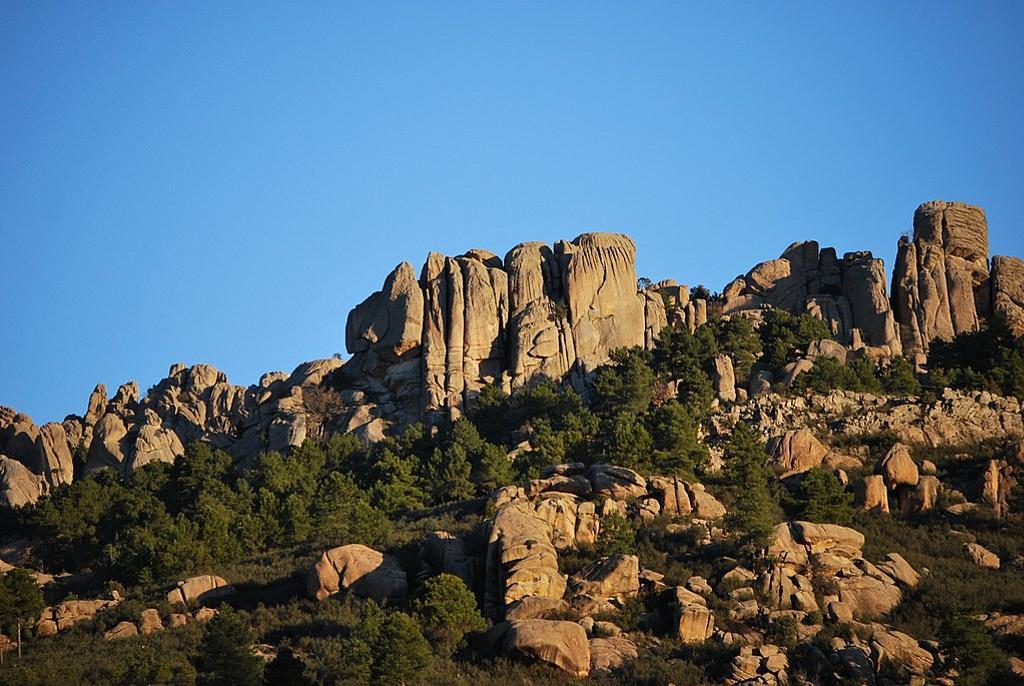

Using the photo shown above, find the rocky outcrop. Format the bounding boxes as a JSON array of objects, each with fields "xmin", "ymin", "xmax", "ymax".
[
  {"xmin": 568, "ymin": 554, "xmax": 639, "ymax": 601},
  {"xmin": 992, "ymin": 255, "xmax": 1024, "ymax": 335},
  {"xmin": 892, "ymin": 201, "xmax": 991, "ymax": 359},
  {"xmin": 721, "ymin": 241, "xmax": 901, "ymax": 356},
  {"xmin": 767, "ymin": 428, "xmax": 828, "ymax": 476},
  {"xmin": 0, "ymin": 455, "xmax": 45, "ymax": 507},
  {"xmin": 308, "ymin": 544, "xmax": 408, "ymax": 604},
  {"xmin": 344, "ymin": 233, "xmax": 690, "ymax": 422},
  {"xmin": 589, "ymin": 636, "xmax": 638, "ymax": 673},
  {"xmin": 768, "ymin": 522, "xmax": 912, "ymax": 620},
  {"xmin": 484, "ymin": 501, "xmax": 565, "ymax": 618}
]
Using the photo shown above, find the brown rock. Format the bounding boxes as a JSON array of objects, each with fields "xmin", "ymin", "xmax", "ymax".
[
  {"xmin": 676, "ymin": 603, "xmax": 714, "ymax": 643},
  {"xmin": 586, "ymin": 464, "xmax": 647, "ymax": 500},
  {"xmin": 499, "ymin": 619, "xmax": 590, "ymax": 677},
  {"xmin": 713, "ymin": 355, "xmax": 737, "ymax": 403},
  {"xmin": 857, "ymin": 475, "xmax": 890, "ymax": 513},
  {"xmin": 589, "ymin": 636, "xmax": 639, "ymax": 672},
  {"xmin": 877, "ymin": 443, "xmax": 919, "ymax": 489},
  {"xmin": 767, "ymin": 428, "xmax": 829, "ymax": 475},
  {"xmin": 166, "ymin": 575, "xmax": 232, "ymax": 607},
  {"xmin": 792, "ymin": 522, "xmax": 865, "ymax": 556},
  {"xmin": 308, "ymin": 544, "xmax": 408, "ymax": 604},
  {"xmin": 104, "ymin": 621, "xmax": 138, "ymax": 640},
  {"xmin": 964, "ymin": 542, "xmax": 1000, "ymax": 569},
  {"xmin": 0, "ymin": 455, "xmax": 44, "ymax": 507},
  {"xmin": 992, "ymin": 255, "xmax": 1024, "ymax": 335},
  {"xmin": 139, "ymin": 608, "xmax": 163, "ymax": 634},
  {"xmin": 569, "ymin": 555, "xmax": 639, "ymax": 600}
]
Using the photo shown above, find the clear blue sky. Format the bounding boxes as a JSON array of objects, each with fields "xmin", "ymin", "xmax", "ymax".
[{"xmin": 3, "ymin": 2, "xmax": 1023, "ymax": 424}]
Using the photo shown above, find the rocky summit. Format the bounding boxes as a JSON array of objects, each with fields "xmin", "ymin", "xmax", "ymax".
[{"xmin": 1, "ymin": 200, "xmax": 1024, "ymax": 686}]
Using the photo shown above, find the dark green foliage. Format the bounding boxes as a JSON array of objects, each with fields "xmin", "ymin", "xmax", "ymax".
[
  {"xmin": 795, "ymin": 355, "xmax": 922, "ymax": 396},
  {"xmin": 765, "ymin": 614, "xmax": 798, "ymax": 649},
  {"xmin": 723, "ymin": 423, "xmax": 774, "ymax": 552},
  {"xmin": 646, "ymin": 401, "xmax": 708, "ymax": 477},
  {"xmin": 926, "ymin": 316, "xmax": 1024, "ymax": 401},
  {"xmin": 412, "ymin": 574, "xmax": 486, "ymax": 657},
  {"xmin": 194, "ymin": 608, "xmax": 263, "ymax": 686},
  {"xmin": 650, "ymin": 325, "xmax": 716, "ymax": 416},
  {"xmin": 704, "ymin": 316, "xmax": 762, "ymax": 381},
  {"xmin": 0, "ymin": 567, "xmax": 44, "ymax": 636},
  {"xmin": 373, "ymin": 611, "xmax": 434, "ymax": 685},
  {"xmin": 596, "ymin": 512, "xmax": 636, "ymax": 556},
  {"xmin": 591, "ymin": 347, "xmax": 656, "ymax": 418},
  {"xmin": 758, "ymin": 308, "xmax": 831, "ymax": 371},
  {"xmin": 792, "ymin": 467, "xmax": 854, "ymax": 525},
  {"xmin": 938, "ymin": 615, "xmax": 1010, "ymax": 686}
]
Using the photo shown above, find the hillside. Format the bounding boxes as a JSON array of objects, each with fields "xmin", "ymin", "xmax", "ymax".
[{"xmin": 0, "ymin": 200, "xmax": 1023, "ymax": 685}]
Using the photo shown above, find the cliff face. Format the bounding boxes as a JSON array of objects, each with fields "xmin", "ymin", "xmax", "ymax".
[
  {"xmin": 344, "ymin": 233, "xmax": 682, "ymax": 421},
  {"xmin": 891, "ymin": 201, "xmax": 992, "ymax": 361}
]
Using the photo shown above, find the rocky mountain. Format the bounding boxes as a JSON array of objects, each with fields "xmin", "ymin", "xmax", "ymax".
[
  {"xmin": 1, "ymin": 199, "xmax": 1023, "ymax": 685},
  {"xmin": 1, "ymin": 200, "xmax": 1021, "ymax": 510}
]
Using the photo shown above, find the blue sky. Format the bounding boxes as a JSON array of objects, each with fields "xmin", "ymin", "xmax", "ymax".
[{"xmin": 2, "ymin": 2, "xmax": 1023, "ymax": 424}]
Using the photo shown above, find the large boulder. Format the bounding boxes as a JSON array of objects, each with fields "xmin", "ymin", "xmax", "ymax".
[
  {"xmin": 166, "ymin": 575, "xmax": 232, "ymax": 607},
  {"xmin": 498, "ymin": 619, "xmax": 590, "ymax": 677},
  {"xmin": 589, "ymin": 636, "xmax": 639, "ymax": 673},
  {"xmin": 856, "ymin": 475, "xmax": 890, "ymax": 513},
  {"xmin": 767, "ymin": 429, "xmax": 828, "ymax": 475},
  {"xmin": 877, "ymin": 444, "xmax": 919, "ymax": 489},
  {"xmin": 964, "ymin": 542, "xmax": 1000, "ymax": 569},
  {"xmin": 0, "ymin": 455, "xmax": 44, "ymax": 507},
  {"xmin": 712, "ymin": 355, "xmax": 737, "ymax": 403},
  {"xmin": 308, "ymin": 544, "xmax": 408, "ymax": 604},
  {"xmin": 791, "ymin": 522, "xmax": 865, "ymax": 556},
  {"xmin": 992, "ymin": 255, "xmax": 1024, "ymax": 336},
  {"xmin": 569, "ymin": 555, "xmax": 639, "ymax": 600},
  {"xmin": 484, "ymin": 501, "xmax": 565, "ymax": 618},
  {"xmin": 585, "ymin": 464, "xmax": 647, "ymax": 500}
]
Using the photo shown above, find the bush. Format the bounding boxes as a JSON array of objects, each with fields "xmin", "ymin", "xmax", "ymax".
[{"xmin": 792, "ymin": 467, "xmax": 854, "ymax": 525}]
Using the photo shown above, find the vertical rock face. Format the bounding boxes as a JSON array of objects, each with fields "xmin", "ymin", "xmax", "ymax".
[
  {"xmin": 892, "ymin": 201, "xmax": 991, "ymax": 358},
  {"xmin": 720, "ymin": 241, "xmax": 901, "ymax": 355},
  {"xmin": 344, "ymin": 232, "xmax": 674, "ymax": 422},
  {"xmin": 992, "ymin": 255, "xmax": 1024, "ymax": 336}
]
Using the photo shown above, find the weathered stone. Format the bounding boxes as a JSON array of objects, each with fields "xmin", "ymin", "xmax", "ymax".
[
  {"xmin": 964, "ymin": 542, "xmax": 1000, "ymax": 569},
  {"xmin": 139, "ymin": 608, "xmax": 163, "ymax": 634},
  {"xmin": 767, "ymin": 428, "xmax": 828, "ymax": 475},
  {"xmin": 104, "ymin": 621, "xmax": 138, "ymax": 640},
  {"xmin": 166, "ymin": 575, "xmax": 232, "ymax": 607},
  {"xmin": 499, "ymin": 619, "xmax": 590, "ymax": 677},
  {"xmin": 713, "ymin": 355, "xmax": 736, "ymax": 403},
  {"xmin": 0, "ymin": 455, "xmax": 43, "ymax": 507},
  {"xmin": 877, "ymin": 444, "xmax": 919, "ymax": 489},
  {"xmin": 676, "ymin": 602, "xmax": 714, "ymax": 643},
  {"xmin": 857, "ymin": 475, "xmax": 890, "ymax": 513},
  {"xmin": 586, "ymin": 464, "xmax": 647, "ymax": 500},
  {"xmin": 893, "ymin": 201, "xmax": 990, "ymax": 357},
  {"xmin": 485, "ymin": 501, "xmax": 565, "ymax": 618},
  {"xmin": 569, "ymin": 555, "xmax": 639, "ymax": 600},
  {"xmin": 589, "ymin": 636, "xmax": 638, "ymax": 673},
  {"xmin": 308, "ymin": 544, "xmax": 407, "ymax": 603},
  {"xmin": 792, "ymin": 522, "xmax": 864, "ymax": 556},
  {"xmin": 992, "ymin": 255, "xmax": 1024, "ymax": 335}
]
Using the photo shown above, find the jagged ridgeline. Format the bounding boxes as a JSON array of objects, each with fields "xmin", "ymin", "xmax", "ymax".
[
  {"xmin": 1, "ymin": 200, "xmax": 1024, "ymax": 685},
  {"xmin": 1, "ymin": 200, "xmax": 1022, "ymax": 508}
]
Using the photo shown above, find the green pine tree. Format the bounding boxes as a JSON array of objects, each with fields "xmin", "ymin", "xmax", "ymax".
[
  {"xmin": 724, "ymin": 423, "xmax": 775, "ymax": 553},
  {"xmin": 412, "ymin": 574, "xmax": 486, "ymax": 657},
  {"xmin": 194, "ymin": 608, "xmax": 264, "ymax": 686}
]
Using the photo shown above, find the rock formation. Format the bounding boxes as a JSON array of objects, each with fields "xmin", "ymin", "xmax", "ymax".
[
  {"xmin": 343, "ymin": 233, "xmax": 692, "ymax": 423},
  {"xmin": 720, "ymin": 241, "xmax": 902, "ymax": 357},
  {"xmin": 892, "ymin": 201, "xmax": 1024, "ymax": 360},
  {"xmin": 308, "ymin": 544, "xmax": 408, "ymax": 604}
]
